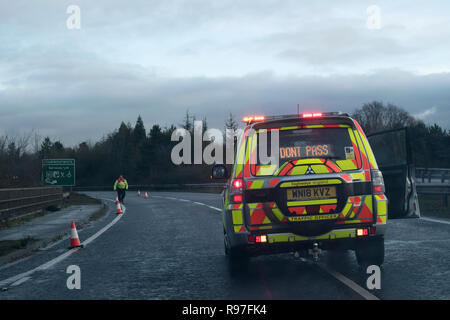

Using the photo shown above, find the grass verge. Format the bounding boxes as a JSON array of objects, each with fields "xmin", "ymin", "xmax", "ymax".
[
  {"xmin": 0, "ymin": 237, "xmax": 37, "ymax": 257},
  {"xmin": 62, "ymin": 192, "xmax": 102, "ymax": 207},
  {"xmin": 0, "ymin": 210, "xmax": 46, "ymax": 230},
  {"xmin": 0, "ymin": 193, "xmax": 108, "ymax": 262}
]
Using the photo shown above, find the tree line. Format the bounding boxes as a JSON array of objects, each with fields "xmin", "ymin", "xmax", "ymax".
[{"xmin": 1, "ymin": 102, "xmax": 449, "ymax": 188}]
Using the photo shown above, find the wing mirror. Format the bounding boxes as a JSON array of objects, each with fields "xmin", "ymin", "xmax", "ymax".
[{"xmin": 211, "ymin": 164, "xmax": 229, "ymax": 179}]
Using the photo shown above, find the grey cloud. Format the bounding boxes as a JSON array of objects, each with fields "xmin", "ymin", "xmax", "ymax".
[
  {"xmin": 1, "ymin": 59, "xmax": 450, "ymax": 146},
  {"xmin": 2, "ymin": 0, "xmax": 450, "ymax": 146}
]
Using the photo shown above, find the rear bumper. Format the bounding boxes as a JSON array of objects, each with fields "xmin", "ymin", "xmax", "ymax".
[{"xmin": 229, "ymin": 227, "xmax": 385, "ymax": 257}]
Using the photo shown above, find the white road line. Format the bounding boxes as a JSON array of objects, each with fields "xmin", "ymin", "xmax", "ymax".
[
  {"xmin": 0, "ymin": 200, "xmax": 124, "ymax": 288},
  {"xmin": 421, "ymin": 217, "xmax": 450, "ymax": 226},
  {"xmin": 82, "ymin": 211, "xmax": 123, "ymax": 246},
  {"xmin": 10, "ymin": 276, "xmax": 31, "ymax": 287},
  {"xmin": 316, "ymin": 262, "xmax": 379, "ymax": 301},
  {"xmin": 160, "ymin": 196, "xmax": 222, "ymax": 212},
  {"xmin": 207, "ymin": 206, "xmax": 222, "ymax": 212},
  {"xmin": 138, "ymin": 194, "xmax": 377, "ymax": 299}
]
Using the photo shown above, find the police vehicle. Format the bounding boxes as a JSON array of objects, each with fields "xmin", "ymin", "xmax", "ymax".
[{"xmin": 212, "ymin": 112, "xmax": 420, "ymax": 266}]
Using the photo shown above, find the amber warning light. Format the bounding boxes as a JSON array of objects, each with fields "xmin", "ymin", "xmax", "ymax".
[{"xmin": 242, "ymin": 115, "xmax": 265, "ymax": 123}]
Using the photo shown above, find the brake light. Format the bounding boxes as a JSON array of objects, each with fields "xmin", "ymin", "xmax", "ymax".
[
  {"xmin": 232, "ymin": 194, "xmax": 243, "ymax": 203},
  {"xmin": 255, "ymin": 235, "xmax": 267, "ymax": 243},
  {"xmin": 232, "ymin": 179, "xmax": 243, "ymax": 189},
  {"xmin": 357, "ymin": 228, "xmax": 369, "ymax": 237},
  {"xmin": 231, "ymin": 179, "xmax": 243, "ymax": 203},
  {"xmin": 249, "ymin": 235, "xmax": 268, "ymax": 243},
  {"xmin": 371, "ymin": 169, "xmax": 385, "ymax": 194},
  {"xmin": 302, "ymin": 112, "xmax": 323, "ymax": 118},
  {"xmin": 373, "ymin": 186, "xmax": 384, "ymax": 193}
]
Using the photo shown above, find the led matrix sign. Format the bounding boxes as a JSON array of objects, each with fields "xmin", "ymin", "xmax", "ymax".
[{"xmin": 279, "ymin": 144, "xmax": 331, "ymax": 159}]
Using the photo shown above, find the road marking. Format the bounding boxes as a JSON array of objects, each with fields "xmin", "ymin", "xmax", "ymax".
[
  {"xmin": 157, "ymin": 196, "xmax": 222, "ymax": 212},
  {"xmin": 145, "ymin": 193, "xmax": 379, "ymax": 299},
  {"xmin": 82, "ymin": 209, "xmax": 123, "ymax": 246},
  {"xmin": 421, "ymin": 217, "xmax": 450, "ymax": 226},
  {"xmin": 10, "ymin": 276, "xmax": 31, "ymax": 287},
  {"xmin": 0, "ymin": 200, "xmax": 124, "ymax": 289},
  {"xmin": 207, "ymin": 205, "xmax": 222, "ymax": 212},
  {"xmin": 316, "ymin": 262, "xmax": 380, "ymax": 300}
]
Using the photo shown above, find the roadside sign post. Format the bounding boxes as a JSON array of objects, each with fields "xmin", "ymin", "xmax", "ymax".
[{"xmin": 42, "ymin": 159, "xmax": 76, "ymax": 186}]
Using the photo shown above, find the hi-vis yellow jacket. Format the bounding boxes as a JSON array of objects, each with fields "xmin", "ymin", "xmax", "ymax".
[{"xmin": 113, "ymin": 178, "xmax": 128, "ymax": 190}]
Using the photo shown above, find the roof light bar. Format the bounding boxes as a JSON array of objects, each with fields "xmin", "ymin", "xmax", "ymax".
[
  {"xmin": 242, "ymin": 116, "xmax": 265, "ymax": 124},
  {"xmin": 242, "ymin": 112, "xmax": 349, "ymax": 125},
  {"xmin": 302, "ymin": 112, "xmax": 323, "ymax": 118}
]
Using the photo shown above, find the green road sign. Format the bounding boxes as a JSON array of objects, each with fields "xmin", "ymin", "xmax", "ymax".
[{"xmin": 42, "ymin": 159, "xmax": 75, "ymax": 186}]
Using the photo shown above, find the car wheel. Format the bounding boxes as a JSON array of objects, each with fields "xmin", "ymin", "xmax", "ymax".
[{"xmin": 224, "ymin": 233, "xmax": 249, "ymax": 274}]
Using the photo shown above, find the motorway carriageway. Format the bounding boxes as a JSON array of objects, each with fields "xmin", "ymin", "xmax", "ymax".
[{"xmin": 0, "ymin": 191, "xmax": 449, "ymax": 300}]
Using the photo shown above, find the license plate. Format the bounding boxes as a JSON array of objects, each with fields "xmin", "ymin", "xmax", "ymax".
[{"xmin": 287, "ymin": 186, "xmax": 336, "ymax": 201}]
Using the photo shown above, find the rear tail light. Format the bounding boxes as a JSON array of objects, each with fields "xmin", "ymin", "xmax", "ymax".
[
  {"xmin": 356, "ymin": 228, "xmax": 369, "ymax": 237},
  {"xmin": 232, "ymin": 194, "xmax": 243, "ymax": 203},
  {"xmin": 230, "ymin": 178, "xmax": 243, "ymax": 203},
  {"xmin": 249, "ymin": 235, "xmax": 267, "ymax": 243},
  {"xmin": 232, "ymin": 179, "xmax": 243, "ymax": 189},
  {"xmin": 371, "ymin": 169, "xmax": 385, "ymax": 194},
  {"xmin": 357, "ymin": 227, "xmax": 376, "ymax": 236}
]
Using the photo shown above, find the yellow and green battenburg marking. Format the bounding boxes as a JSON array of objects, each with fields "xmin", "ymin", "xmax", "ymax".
[
  {"xmin": 267, "ymin": 228, "xmax": 357, "ymax": 243},
  {"xmin": 374, "ymin": 194, "xmax": 387, "ymax": 224},
  {"xmin": 287, "ymin": 198, "xmax": 337, "ymax": 206}
]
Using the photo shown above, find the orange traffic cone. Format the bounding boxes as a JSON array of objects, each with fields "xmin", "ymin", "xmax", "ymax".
[
  {"xmin": 144, "ymin": 192, "xmax": 148, "ymax": 199},
  {"xmin": 115, "ymin": 196, "xmax": 120, "ymax": 204},
  {"xmin": 137, "ymin": 190, "xmax": 141, "ymax": 197},
  {"xmin": 116, "ymin": 201, "xmax": 123, "ymax": 214},
  {"xmin": 69, "ymin": 221, "xmax": 83, "ymax": 249}
]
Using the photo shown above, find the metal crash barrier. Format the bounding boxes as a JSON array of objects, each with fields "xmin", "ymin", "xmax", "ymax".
[{"xmin": 0, "ymin": 187, "xmax": 63, "ymax": 225}]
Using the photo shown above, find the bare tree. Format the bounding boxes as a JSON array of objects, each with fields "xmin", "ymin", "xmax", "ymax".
[
  {"xmin": 225, "ymin": 112, "xmax": 238, "ymax": 131},
  {"xmin": 352, "ymin": 101, "xmax": 421, "ymax": 134}
]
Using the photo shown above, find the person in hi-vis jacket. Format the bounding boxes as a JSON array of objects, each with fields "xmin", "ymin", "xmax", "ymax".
[{"xmin": 113, "ymin": 175, "xmax": 128, "ymax": 204}]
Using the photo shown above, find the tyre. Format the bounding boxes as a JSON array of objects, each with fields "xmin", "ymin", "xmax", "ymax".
[
  {"xmin": 355, "ymin": 236, "xmax": 384, "ymax": 267},
  {"xmin": 224, "ymin": 233, "xmax": 249, "ymax": 274}
]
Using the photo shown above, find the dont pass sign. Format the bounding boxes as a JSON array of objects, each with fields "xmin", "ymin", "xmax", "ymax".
[{"xmin": 279, "ymin": 144, "xmax": 331, "ymax": 159}]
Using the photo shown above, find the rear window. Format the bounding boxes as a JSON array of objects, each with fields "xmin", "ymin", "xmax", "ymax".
[{"xmin": 253, "ymin": 127, "xmax": 361, "ymax": 175}]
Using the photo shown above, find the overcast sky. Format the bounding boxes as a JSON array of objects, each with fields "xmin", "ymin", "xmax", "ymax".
[{"xmin": 1, "ymin": 0, "xmax": 450, "ymax": 146}]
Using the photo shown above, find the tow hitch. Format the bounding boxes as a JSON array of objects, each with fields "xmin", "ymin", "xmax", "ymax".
[{"xmin": 308, "ymin": 242, "xmax": 322, "ymax": 262}]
